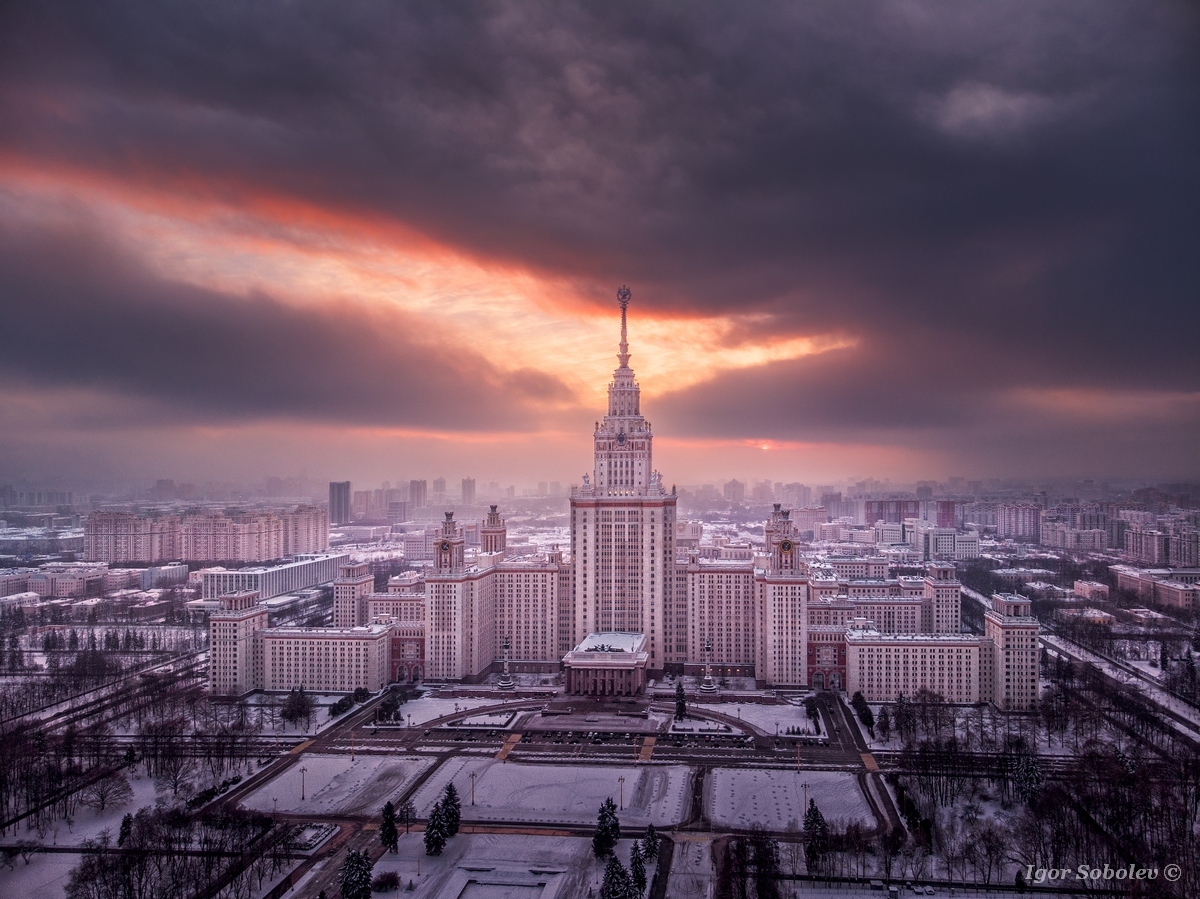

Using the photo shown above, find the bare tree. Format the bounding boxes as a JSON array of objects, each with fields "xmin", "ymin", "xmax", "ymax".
[
  {"xmin": 81, "ymin": 772, "xmax": 134, "ymax": 813},
  {"xmin": 155, "ymin": 752, "xmax": 196, "ymax": 797}
]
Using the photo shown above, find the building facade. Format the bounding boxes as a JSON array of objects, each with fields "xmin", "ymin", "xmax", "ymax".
[{"xmin": 570, "ymin": 288, "xmax": 676, "ymax": 670}]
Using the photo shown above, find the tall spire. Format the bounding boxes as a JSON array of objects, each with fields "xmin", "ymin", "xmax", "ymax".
[{"xmin": 617, "ymin": 284, "xmax": 631, "ymax": 368}]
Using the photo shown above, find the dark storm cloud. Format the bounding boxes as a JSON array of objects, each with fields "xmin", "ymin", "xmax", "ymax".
[
  {"xmin": 0, "ymin": 218, "xmax": 570, "ymax": 429},
  {"xmin": 1, "ymin": 0, "xmax": 1197, "ymax": 466}
]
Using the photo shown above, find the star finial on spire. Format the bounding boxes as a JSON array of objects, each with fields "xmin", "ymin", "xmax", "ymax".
[{"xmin": 617, "ymin": 285, "xmax": 631, "ymax": 368}]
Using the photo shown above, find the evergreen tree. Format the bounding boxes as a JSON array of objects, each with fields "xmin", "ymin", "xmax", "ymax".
[
  {"xmin": 851, "ymin": 691, "xmax": 875, "ymax": 731},
  {"xmin": 1014, "ymin": 755, "xmax": 1043, "ymax": 804},
  {"xmin": 877, "ymin": 705, "xmax": 892, "ymax": 742},
  {"xmin": 117, "ymin": 812, "xmax": 133, "ymax": 848},
  {"xmin": 380, "ymin": 800, "xmax": 399, "ymax": 853},
  {"xmin": 629, "ymin": 841, "xmax": 647, "ymax": 896},
  {"xmin": 338, "ymin": 849, "xmax": 374, "ymax": 899},
  {"xmin": 751, "ymin": 830, "xmax": 782, "ymax": 899},
  {"xmin": 600, "ymin": 855, "xmax": 632, "ymax": 899},
  {"xmin": 802, "ymin": 798, "xmax": 828, "ymax": 874},
  {"xmin": 592, "ymin": 797, "xmax": 621, "ymax": 857},
  {"xmin": 675, "ymin": 681, "xmax": 687, "ymax": 721},
  {"xmin": 642, "ymin": 823, "xmax": 658, "ymax": 860},
  {"xmin": 442, "ymin": 782, "xmax": 461, "ymax": 837},
  {"xmin": 424, "ymin": 801, "xmax": 447, "ymax": 856}
]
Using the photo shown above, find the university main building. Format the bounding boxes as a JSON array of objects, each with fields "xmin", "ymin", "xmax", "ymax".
[{"xmin": 211, "ymin": 289, "xmax": 1038, "ymax": 709}]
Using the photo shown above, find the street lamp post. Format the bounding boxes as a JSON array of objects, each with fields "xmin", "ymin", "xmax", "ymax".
[
  {"xmin": 272, "ymin": 797, "xmax": 277, "ymax": 823},
  {"xmin": 300, "ymin": 766, "xmax": 308, "ymax": 801},
  {"xmin": 618, "ymin": 776, "xmax": 625, "ymax": 810},
  {"xmin": 470, "ymin": 771, "xmax": 476, "ymax": 805}
]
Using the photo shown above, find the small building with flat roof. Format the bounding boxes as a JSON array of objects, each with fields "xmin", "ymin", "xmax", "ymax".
[{"xmin": 562, "ymin": 632, "xmax": 649, "ymax": 696}]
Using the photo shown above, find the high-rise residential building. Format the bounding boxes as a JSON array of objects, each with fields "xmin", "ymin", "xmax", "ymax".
[
  {"xmin": 329, "ymin": 481, "xmax": 351, "ymax": 525},
  {"xmin": 409, "ymin": 479, "xmax": 428, "ymax": 508},
  {"xmin": 723, "ymin": 479, "xmax": 746, "ymax": 504},
  {"xmin": 461, "ymin": 477, "xmax": 476, "ymax": 506},
  {"xmin": 82, "ymin": 512, "xmax": 179, "ymax": 563},
  {"xmin": 570, "ymin": 287, "xmax": 676, "ymax": 670},
  {"xmin": 85, "ymin": 507, "xmax": 328, "ymax": 563},
  {"xmin": 998, "ymin": 502, "xmax": 1042, "ymax": 541},
  {"xmin": 432, "ymin": 477, "xmax": 447, "ymax": 503}
]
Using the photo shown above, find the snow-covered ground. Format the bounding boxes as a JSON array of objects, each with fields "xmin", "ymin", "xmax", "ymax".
[
  {"xmin": 387, "ymin": 695, "xmax": 500, "ymax": 727},
  {"xmin": 0, "ymin": 850, "xmax": 81, "ymax": 899},
  {"xmin": 240, "ymin": 753, "xmax": 435, "ymax": 816},
  {"xmin": 411, "ymin": 758, "xmax": 692, "ymax": 827},
  {"xmin": 365, "ymin": 832, "xmax": 651, "ymax": 899},
  {"xmin": 706, "ymin": 769, "xmax": 872, "ymax": 831},
  {"xmin": 0, "ymin": 775, "xmax": 160, "ymax": 899},
  {"xmin": 456, "ymin": 711, "xmax": 516, "ymax": 728},
  {"xmin": 1043, "ymin": 634, "xmax": 1200, "ymax": 737},
  {"xmin": 669, "ymin": 718, "xmax": 742, "ymax": 735},
  {"xmin": 241, "ymin": 691, "xmax": 373, "ymax": 737},
  {"xmin": 694, "ymin": 702, "xmax": 816, "ymax": 736}
]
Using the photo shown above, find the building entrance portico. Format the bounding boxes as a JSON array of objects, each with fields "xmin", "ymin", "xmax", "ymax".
[{"xmin": 562, "ymin": 632, "xmax": 649, "ymax": 696}]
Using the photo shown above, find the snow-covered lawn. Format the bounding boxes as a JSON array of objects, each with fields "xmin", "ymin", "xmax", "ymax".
[
  {"xmin": 240, "ymin": 753, "xmax": 435, "ymax": 816},
  {"xmin": 411, "ymin": 758, "xmax": 691, "ymax": 827},
  {"xmin": 389, "ymin": 696, "xmax": 500, "ymax": 727},
  {"xmin": 8, "ymin": 774, "xmax": 157, "ymax": 848},
  {"xmin": 0, "ymin": 850, "xmax": 81, "ymax": 899},
  {"xmin": 706, "ymin": 769, "xmax": 872, "ymax": 831},
  {"xmin": 367, "ymin": 832, "xmax": 650, "ymax": 899},
  {"xmin": 694, "ymin": 702, "xmax": 816, "ymax": 736}
]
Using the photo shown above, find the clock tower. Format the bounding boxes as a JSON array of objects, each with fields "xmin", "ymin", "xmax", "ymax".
[{"xmin": 434, "ymin": 511, "xmax": 465, "ymax": 574}]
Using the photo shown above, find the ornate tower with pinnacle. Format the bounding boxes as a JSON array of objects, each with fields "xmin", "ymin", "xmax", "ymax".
[
  {"xmin": 571, "ymin": 286, "xmax": 677, "ymax": 671},
  {"xmin": 591, "ymin": 285, "xmax": 657, "ymax": 497}
]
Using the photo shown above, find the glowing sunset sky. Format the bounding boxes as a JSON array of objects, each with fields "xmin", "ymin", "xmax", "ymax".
[{"xmin": 1, "ymin": 2, "xmax": 1197, "ymax": 488}]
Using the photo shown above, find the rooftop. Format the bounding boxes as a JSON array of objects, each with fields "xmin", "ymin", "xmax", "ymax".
[{"xmin": 574, "ymin": 632, "xmax": 646, "ymax": 653}]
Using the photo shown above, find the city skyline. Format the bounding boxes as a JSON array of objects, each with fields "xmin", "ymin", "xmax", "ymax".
[{"xmin": 1, "ymin": 2, "xmax": 1198, "ymax": 489}]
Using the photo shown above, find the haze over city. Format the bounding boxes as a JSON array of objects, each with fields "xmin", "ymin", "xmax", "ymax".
[
  {"xmin": 1, "ymin": 1, "xmax": 1197, "ymax": 493},
  {"xmin": 6, "ymin": 5, "xmax": 1200, "ymax": 899}
]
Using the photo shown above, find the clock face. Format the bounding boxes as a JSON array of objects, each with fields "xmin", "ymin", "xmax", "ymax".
[
  {"xmin": 780, "ymin": 540, "xmax": 793, "ymax": 552},
  {"xmin": 616, "ymin": 432, "xmax": 626, "ymax": 445},
  {"xmin": 440, "ymin": 541, "xmax": 451, "ymax": 552}
]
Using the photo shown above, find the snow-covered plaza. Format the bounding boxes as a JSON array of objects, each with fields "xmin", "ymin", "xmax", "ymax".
[
  {"xmin": 355, "ymin": 833, "xmax": 656, "ymax": 899},
  {"xmin": 240, "ymin": 753, "xmax": 435, "ymax": 816},
  {"xmin": 705, "ymin": 768, "xmax": 874, "ymax": 831},
  {"xmin": 410, "ymin": 757, "xmax": 692, "ymax": 827}
]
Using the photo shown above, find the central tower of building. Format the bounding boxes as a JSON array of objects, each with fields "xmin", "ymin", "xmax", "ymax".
[{"xmin": 570, "ymin": 286, "xmax": 676, "ymax": 670}]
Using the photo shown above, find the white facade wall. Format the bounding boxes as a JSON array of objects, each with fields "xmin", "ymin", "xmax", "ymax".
[
  {"xmin": 208, "ymin": 593, "xmax": 268, "ymax": 696},
  {"xmin": 260, "ymin": 626, "xmax": 389, "ymax": 692},
  {"xmin": 201, "ymin": 553, "xmax": 348, "ymax": 600},
  {"xmin": 846, "ymin": 630, "xmax": 980, "ymax": 703},
  {"xmin": 685, "ymin": 563, "xmax": 757, "ymax": 667},
  {"xmin": 756, "ymin": 574, "xmax": 809, "ymax": 685}
]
